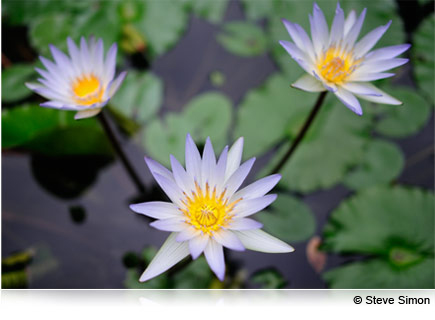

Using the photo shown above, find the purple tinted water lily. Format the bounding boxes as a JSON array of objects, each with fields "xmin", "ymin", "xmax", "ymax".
[
  {"xmin": 130, "ymin": 134, "xmax": 294, "ymax": 282},
  {"xmin": 280, "ymin": 2, "xmax": 410, "ymax": 115},
  {"xmin": 26, "ymin": 37, "xmax": 126, "ymax": 120}
]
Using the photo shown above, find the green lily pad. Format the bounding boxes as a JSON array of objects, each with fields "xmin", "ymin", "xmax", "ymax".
[
  {"xmin": 110, "ymin": 71, "xmax": 163, "ymax": 124},
  {"xmin": 241, "ymin": 0, "xmax": 275, "ymax": 21},
  {"xmin": 188, "ymin": 0, "xmax": 229, "ymax": 24},
  {"xmin": 217, "ymin": 21, "xmax": 268, "ymax": 57},
  {"xmin": 256, "ymin": 193, "xmax": 316, "ymax": 243},
  {"xmin": 172, "ymin": 257, "xmax": 214, "ymax": 288},
  {"xmin": 144, "ymin": 92, "xmax": 232, "ymax": 167},
  {"xmin": 250, "ymin": 268, "xmax": 287, "ymax": 289},
  {"xmin": 133, "ymin": 0, "xmax": 189, "ymax": 58},
  {"xmin": 2, "ymin": 104, "xmax": 111, "ymax": 155},
  {"xmin": 1, "ymin": 64, "xmax": 37, "ymax": 103},
  {"xmin": 322, "ymin": 186, "xmax": 434, "ymax": 288},
  {"xmin": 412, "ymin": 15, "xmax": 434, "ymax": 105},
  {"xmin": 257, "ymin": 92, "xmax": 372, "ymax": 193},
  {"xmin": 343, "ymin": 139, "xmax": 404, "ymax": 190},
  {"xmin": 374, "ymin": 85, "xmax": 431, "ymax": 138},
  {"xmin": 29, "ymin": 14, "xmax": 73, "ymax": 56},
  {"xmin": 234, "ymin": 73, "xmax": 318, "ymax": 159}
]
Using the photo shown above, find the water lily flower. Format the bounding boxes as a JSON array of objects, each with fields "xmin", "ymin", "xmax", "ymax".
[
  {"xmin": 280, "ymin": 2, "xmax": 410, "ymax": 115},
  {"xmin": 26, "ymin": 37, "xmax": 126, "ymax": 120},
  {"xmin": 130, "ymin": 134, "xmax": 294, "ymax": 281}
]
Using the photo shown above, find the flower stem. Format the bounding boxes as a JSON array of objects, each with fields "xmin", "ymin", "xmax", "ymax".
[
  {"xmin": 271, "ymin": 91, "xmax": 328, "ymax": 174},
  {"xmin": 98, "ymin": 110, "xmax": 146, "ymax": 194}
]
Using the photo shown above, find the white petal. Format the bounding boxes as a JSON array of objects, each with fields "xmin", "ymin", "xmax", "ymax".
[
  {"xmin": 344, "ymin": 10, "xmax": 357, "ymax": 36},
  {"xmin": 170, "ymin": 154, "xmax": 194, "ymax": 193},
  {"xmin": 39, "ymin": 101, "xmax": 66, "ymax": 109},
  {"xmin": 311, "ymin": 3, "xmax": 329, "ymax": 51},
  {"xmin": 49, "ymin": 44, "xmax": 74, "ymax": 80},
  {"xmin": 334, "ymin": 87, "xmax": 363, "ymax": 115},
  {"xmin": 234, "ymin": 229, "xmax": 294, "ymax": 253},
  {"xmin": 354, "ymin": 84, "xmax": 402, "ymax": 105},
  {"xmin": 329, "ymin": 3, "xmax": 345, "ymax": 46},
  {"xmin": 225, "ymin": 137, "xmax": 244, "ymax": 180},
  {"xmin": 364, "ymin": 44, "xmax": 411, "ymax": 62},
  {"xmin": 185, "ymin": 134, "xmax": 202, "ymax": 183},
  {"xmin": 74, "ymin": 108, "xmax": 102, "ymax": 120},
  {"xmin": 343, "ymin": 8, "xmax": 366, "ymax": 49},
  {"xmin": 354, "ymin": 21, "xmax": 392, "ymax": 58},
  {"xmin": 281, "ymin": 19, "xmax": 308, "ymax": 53},
  {"xmin": 106, "ymin": 71, "xmax": 127, "ymax": 98},
  {"xmin": 151, "ymin": 173, "xmax": 184, "ymax": 207},
  {"xmin": 150, "ymin": 218, "xmax": 185, "ymax": 232},
  {"xmin": 176, "ymin": 227, "xmax": 199, "ymax": 242},
  {"xmin": 341, "ymin": 82, "xmax": 382, "ymax": 96},
  {"xmin": 145, "ymin": 157, "xmax": 175, "ymax": 182},
  {"xmin": 67, "ymin": 37, "xmax": 84, "ymax": 76},
  {"xmin": 189, "ymin": 234, "xmax": 209, "ymax": 259},
  {"xmin": 224, "ymin": 157, "xmax": 255, "ymax": 198},
  {"xmin": 213, "ymin": 229, "xmax": 245, "ymax": 251},
  {"xmin": 201, "ymin": 137, "xmax": 217, "ymax": 189},
  {"xmin": 228, "ymin": 218, "xmax": 263, "ymax": 231},
  {"xmin": 204, "ymin": 240, "xmax": 225, "ymax": 281},
  {"xmin": 139, "ymin": 233, "xmax": 190, "ymax": 282},
  {"xmin": 215, "ymin": 146, "xmax": 228, "ymax": 194},
  {"xmin": 130, "ymin": 201, "xmax": 182, "ymax": 219},
  {"xmin": 355, "ymin": 58, "xmax": 409, "ymax": 74},
  {"xmin": 104, "ymin": 43, "xmax": 117, "ymax": 81},
  {"xmin": 291, "ymin": 74, "xmax": 326, "ymax": 92},
  {"xmin": 232, "ymin": 194, "xmax": 277, "ymax": 218},
  {"xmin": 279, "ymin": 40, "xmax": 313, "ymax": 74},
  {"xmin": 348, "ymin": 72, "xmax": 395, "ymax": 82},
  {"xmin": 93, "ymin": 38, "xmax": 104, "ymax": 76},
  {"xmin": 232, "ymin": 174, "xmax": 281, "ymax": 201},
  {"xmin": 80, "ymin": 37, "xmax": 91, "ymax": 74}
]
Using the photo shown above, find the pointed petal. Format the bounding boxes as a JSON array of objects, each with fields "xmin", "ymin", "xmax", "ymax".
[
  {"xmin": 355, "ymin": 58, "xmax": 409, "ymax": 74},
  {"xmin": 232, "ymin": 174, "xmax": 281, "ymax": 201},
  {"xmin": 106, "ymin": 71, "xmax": 127, "ymax": 98},
  {"xmin": 234, "ymin": 229, "xmax": 294, "ymax": 253},
  {"xmin": 176, "ymin": 227, "xmax": 200, "ymax": 242},
  {"xmin": 312, "ymin": 3, "xmax": 329, "ymax": 50},
  {"xmin": 145, "ymin": 157, "xmax": 174, "ymax": 182},
  {"xmin": 213, "ymin": 229, "xmax": 245, "ymax": 251},
  {"xmin": 189, "ymin": 234, "xmax": 209, "ymax": 259},
  {"xmin": 204, "ymin": 240, "xmax": 225, "ymax": 281},
  {"xmin": 150, "ymin": 218, "xmax": 185, "ymax": 232},
  {"xmin": 224, "ymin": 157, "xmax": 255, "ymax": 198},
  {"xmin": 185, "ymin": 134, "xmax": 202, "ymax": 183},
  {"xmin": 291, "ymin": 74, "xmax": 326, "ymax": 92},
  {"xmin": 354, "ymin": 84, "xmax": 402, "ymax": 105},
  {"xmin": 349, "ymin": 72, "xmax": 395, "ymax": 82},
  {"xmin": 170, "ymin": 154, "xmax": 194, "ymax": 193},
  {"xmin": 334, "ymin": 87, "xmax": 363, "ymax": 115},
  {"xmin": 329, "ymin": 3, "xmax": 345, "ymax": 46},
  {"xmin": 343, "ymin": 8, "xmax": 366, "ymax": 49},
  {"xmin": 279, "ymin": 40, "xmax": 313, "ymax": 73},
  {"xmin": 354, "ymin": 21, "xmax": 392, "ymax": 58},
  {"xmin": 151, "ymin": 173, "xmax": 184, "ymax": 207},
  {"xmin": 130, "ymin": 201, "xmax": 182, "ymax": 219},
  {"xmin": 232, "ymin": 194, "xmax": 277, "ymax": 218},
  {"xmin": 364, "ymin": 44, "xmax": 411, "ymax": 62},
  {"xmin": 74, "ymin": 108, "xmax": 102, "ymax": 120},
  {"xmin": 215, "ymin": 146, "xmax": 228, "ymax": 193},
  {"xmin": 225, "ymin": 137, "xmax": 244, "ymax": 180},
  {"xmin": 228, "ymin": 218, "xmax": 263, "ymax": 231},
  {"xmin": 201, "ymin": 137, "xmax": 217, "ymax": 189},
  {"xmin": 139, "ymin": 233, "xmax": 190, "ymax": 282},
  {"xmin": 344, "ymin": 10, "xmax": 357, "ymax": 36},
  {"xmin": 104, "ymin": 43, "xmax": 117, "ymax": 81},
  {"xmin": 341, "ymin": 82, "xmax": 382, "ymax": 96}
]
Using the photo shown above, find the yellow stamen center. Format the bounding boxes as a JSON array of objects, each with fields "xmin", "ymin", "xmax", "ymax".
[
  {"xmin": 181, "ymin": 182, "xmax": 241, "ymax": 235},
  {"xmin": 72, "ymin": 74, "xmax": 104, "ymax": 105},
  {"xmin": 317, "ymin": 47, "xmax": 358, "ymax": 84}
]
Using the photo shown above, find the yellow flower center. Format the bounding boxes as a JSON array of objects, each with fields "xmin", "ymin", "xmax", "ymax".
[
  {"xmin": 72, "ymin": 74, "xmax": 104, "ymax": 105},
  {"xmin": 181, "ymin": 182, "xmax": 241, "ymax": 235},
  {"xmin": 317, "ymin": 47, "xmax": 358, "ymax": 84}
]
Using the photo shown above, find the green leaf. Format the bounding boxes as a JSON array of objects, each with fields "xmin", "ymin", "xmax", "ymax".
[
  {"xmin": 1, "ymin": 64, "xmax": 36, "ymax": 103},
  {"xmin": 143, "ymin": 92, "xmax": 232, "ymax": 167},
  {"xmin": 234, "ymin": 73, "xmax": 318, "ymax": 159},
  {"xmin": 374, "ymin": 85, "xmax": 431, "ymax": 138},
  {"xmin": 2, "ymin": 104, "xmax": 111, "ymax": 155},
  {"xmin": 134, "ymin": 0, "xmax": 189, "ymax": 58},
  {"xmin": 110, "ymin": 71, "xmax": 163, "ymax": 124},
  {"xmin": 209, "ymin": 70, "xmax": 226, "ymax": 87},
  {"xmin": 217, "ymin": 21, "xmax": 268, "ymax": 57},
  {"xmin": 256, "ymin": 90, "xmax": 372, "ymax": 193},
  {"xmin": 250, "ymin": 268, "xmax": 287, "ymax": 289},
  {"xmin": 343, "ymin": 139, "xmax": 404, "ymax": 190},
  {"xmin": 124, "ymin": 268, "xmax": 169, "ymax": 289},
  {"xmin": 241, "ymin": 0, "xmax": 275, "ymax": 21},
  {"xmin": 29, "ymin": 14, "xmax": 73, "ymax": 56},
  {"xmin": 172, "ymin": 257, "xmax": 214, "ymax": 288},
  {"xmin": 256, "ymin": 193, "xmax": 316, "ymax": 243},
  {"xmin": 412, "ymin": 15, "xmax": 434, "ymax": 105},
  {"xmin": 322, "ymin": 186, "xmax": 434, "ymax": 288},
  {"xmin": 189, "ymin": 0, "xmax": 229, "ymax": 24}
]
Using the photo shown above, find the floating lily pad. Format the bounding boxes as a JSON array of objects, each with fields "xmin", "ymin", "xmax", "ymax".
[
  {"xmin": 144, "ymin": 92, "xmax": 232, "ymax": 167},
  {"xmin": 217, "ymin": 21, "xmax": 268, "ymax": 57},
  {"xmin": 110, "ymin": 71, "xmax": 163, "ymax": 124},
  {"xmin": 322, "ymin": 186, "xmax": 434, "ymax": 288},
  {"xmin": 256, "ymin": 193, "xmax": 316, "ymax": 243},
  {"xmin": 343, "ymin": 139, "xmax": 404, "ymax": 190},
  {"xmin": 2, "ymin": 104, "xmax": 111, "ymax": 155},
  {"xmin": 172, "ymin": 257, "xmax": 214, "ymax": 288},
  {"xmin": 189, "ymin": 0, "xmax": 229, "ymax": 24},
  {"xmin": 1, "ymin": 64, "xmax": 37, "ymax": 103},
  {"xmin": 374, "ymin": 85, "xmax": 431, "ymax": 138},
  {"xmin": 241, "ymin": 0, "xmax": 275, "ymax": 21},
  {"xmin": 412, "ymin": 15, "xmax": 434, "ymax": 105}
]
